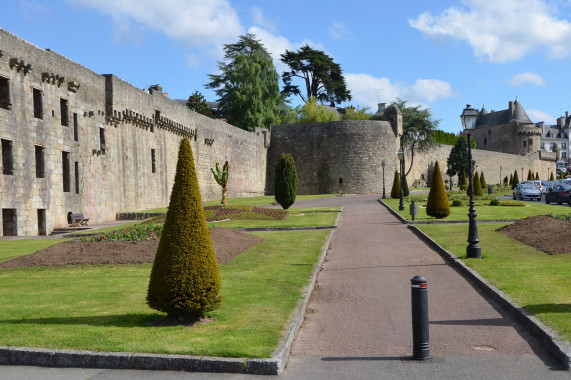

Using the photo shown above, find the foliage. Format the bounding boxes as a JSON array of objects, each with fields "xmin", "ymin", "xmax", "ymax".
[
  {"xmin": 550, "ymin": 172, "xmax": 555, "ymax": 181},
  {"xmin": 206, "ymin": 33, "xmax": 280, "ymax": 131},
  {"xmin": 489, "ymin": 198, "xmax": 500, "ymax": 206},
  {"xmin": 426, "ymin": 161, "xmax": 450, "ymax": 218},
  {"xmin": 274, "ymin": 154, "xmax": 298, "ymax": 209},
  {"xmin": 296, "ymin": 97, "xmax": 340, "ymax": 123},
  {"xmin": 403, "ymin": 172, "xmax": 410, "ymax": 196},
  {"xmin": 211, "ymin": 161, "xmax": 230, "ymax": 205},
  {"xmin": 186, "ymin": 91, "xmax": 212, "ymax": 117},
  {"xmin": 452, "ymin": 199, "xmax": 464, "ymax": 207},
  {"xmin": 504, "ymin": 176, "xmax": 509, "ymax": 187},
  {"xmin": 147, "ymin": 138, "xmax": 221, "ymax": 319},
  {"xmin": 434, "ymin": 130, "xmax": 459, "ymax": 145},
  {"xmin": 512, "ymin": 170, "xmax": 520, "ymax": 189},
  {"xmin": 527, "ymin": 169, "xmax": 533, "ymax": 180},
  {"xmin": 480, "ymin": 171, "xmax": 487, "ymax": 188},
  {"xmin": 536, "ymin": 172, "xmax": 539, "ymax": 180},
  {"xmin": 509, "ymin": 173, "xmax": 514, "ymax": 187},
  {"xmin": 390, "ymin": 170, "xmax": 401, "ymax": 199},
  {"xmin": 447, "ymin": 135, "xmax": 470, "ymax": 181},
  {"xmin": 280, "ymin": 45, "xmax": 351, "ymax": 105},
  {"xmin": 469, "ymin": 171, "xmax": 483, "ymax": 196},
  {"xmin": 81, "ymin": 224, "xmax": 163, "ymax": 242},
  {"xmin": 393, "ymin": 99, "xmax": 439, "ymax": 176},
  {"xmin": 459, "ymin": 169, "xmax": 467, "ymax": 190},
  {"xmin": 342, "ymin": 105, "xmax": 373, "ymax": 120}
]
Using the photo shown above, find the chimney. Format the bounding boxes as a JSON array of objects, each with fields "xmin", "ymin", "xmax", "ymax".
[
  {"xmin": 376, "ymin": 103, "xmax": 386, "ymax": 114},
  {"xmin": 509, "ymin": 101, "xmax": 515, "ymax": 116}
]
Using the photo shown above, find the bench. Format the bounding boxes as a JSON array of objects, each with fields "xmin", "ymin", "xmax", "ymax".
[{"xmin": 70, "ymin": 213, "xmax": 90, "ymax": 226}]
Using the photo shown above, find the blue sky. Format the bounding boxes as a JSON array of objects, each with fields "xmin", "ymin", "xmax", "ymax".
[{"xmin": 3, "ymin": 0, "xmax": 571, "ymax": 133}]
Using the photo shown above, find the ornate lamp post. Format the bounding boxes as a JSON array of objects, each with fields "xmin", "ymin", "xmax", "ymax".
[
  {"xmin": 500, "ymin": 166, "xmax": 503, "ymax": 188},
  {"xmin": 461, "ymin": 105, "xmax": 481, "ymax": 259},
  {"xmin": 448, "ymin": 163, "xmax": 452, "ymax": 192},
  {"xmin": 398, "ymin": 149, "xmax": 405, "ymax": 210},
  {"xmin": 381, "ymin": 160, "xmax": 386, "ymax": 199}
]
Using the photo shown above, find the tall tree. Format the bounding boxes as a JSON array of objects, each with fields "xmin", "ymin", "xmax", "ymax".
[
  {"xmin": 206, "ymin": 34, "xmax": 280, "ymax": 131},
  {"xmin": 394, "ymin": 99, "xmax": 439, "ymax": 177},
  {"xmin": 280, "ymin": 45, "xmax": 351, "ymax": 106},
  {"xmin": 447, "ymin": 135, "xmax": 471, "ymax": 183},
  {"xmin": 186, "ymin": 91, "xmax": 212, "ymax": 117}
]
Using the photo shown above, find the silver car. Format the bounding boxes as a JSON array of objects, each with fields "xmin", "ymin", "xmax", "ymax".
[{"xmin": 513, "ymin": 183, "xmax": 542, "ymax": 201}]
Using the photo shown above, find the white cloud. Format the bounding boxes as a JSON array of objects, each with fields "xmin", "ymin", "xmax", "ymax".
[
  {"xmin": 329, "ymin": 21, "xmax": 351, "ymax": 41},
  {"xmin": 410, "ymin": 0, "xmax": 571, "ymax": 63},
  {"xmin": 69, "ymin": 0, "xmax": 243, "ymax": 47},
  {"xmin": 508, "ymin": 72, "xmax": 546, "ymax": 87},
  {"xmin": 345, "ymin": 74, "xmax": 456, "ymax": 110},
  {"xmin": 252, "ymin": 6, "xmax": 277, "ymax": 33},
  {"xmin": 527, "ymin": 109, "xmax": 555, "ymax": 124}
]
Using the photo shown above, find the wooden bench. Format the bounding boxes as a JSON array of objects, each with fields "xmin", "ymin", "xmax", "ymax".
[{"xmin": 70, "ymin": 213, "xmax": 90, "ymax": 226}]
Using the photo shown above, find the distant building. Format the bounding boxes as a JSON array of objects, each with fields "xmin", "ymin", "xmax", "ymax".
[{"xmin": 535, "ymin": 113, "xmax": 570, "ymax": 165}]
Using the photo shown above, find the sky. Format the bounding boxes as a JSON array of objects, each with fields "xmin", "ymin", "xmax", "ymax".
[{"xmin": 3, "ymin": 0, "xmax": 571, "ymax": 133}]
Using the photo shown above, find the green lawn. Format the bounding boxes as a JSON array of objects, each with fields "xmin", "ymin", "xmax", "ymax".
[
  {"xmin": 382, "ymin": 196, "xmax": 568, "ymax": 221},
  {"xmin": 0, "ymin": 230, "xmax": 330, "ymax": 357},
  {"xmin": 417, "ymin": 223, "xmax": 571, "ymax": 342},
  {"xmin": 208, "ymin": 209, "xmax": 339, "ymax": 229}
]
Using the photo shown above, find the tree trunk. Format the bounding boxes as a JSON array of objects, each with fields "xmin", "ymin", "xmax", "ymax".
[{"xmin": 221, "ymin": 187, "xmax": 227, "ymax": 205}]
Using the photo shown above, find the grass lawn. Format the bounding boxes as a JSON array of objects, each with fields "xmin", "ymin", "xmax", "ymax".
[
  {"xmin": 208, "ymin": 209, "xmax": 339, "ymax": 229},
  {"xmin": 382, "ymin": 196, "xmax": 568, "ymax": 221},
  {"xmin": 0, "ymin": 230, "xmax": 330, "ymax": 357},
  {"xmin": 417, "ymin": 223, "xmax": 571, "ymax": 342}
]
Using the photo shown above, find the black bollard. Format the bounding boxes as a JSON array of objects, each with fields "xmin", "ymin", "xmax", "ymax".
[{"xmin": 411, "ymin": 275, "xmax": 430, "ymax": 360}]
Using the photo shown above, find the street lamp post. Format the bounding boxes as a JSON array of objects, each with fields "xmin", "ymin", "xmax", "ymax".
[
  {"xmin": 461, "ymin": 105, "xmax": 481, "ymax": 259},
  {"xmin": 382, "ymin": 160, "xmax": 386, "ymax": 199},
  {"xmin": 448, "ymin": 163, "xmax": 452, "ymax": 192},
  {"xmin": 500, "ymin": 166, "xmax": 502, "ymax": 188},
  {"xmin": 398, "ymin": 149, "xmax": 405, "ymax": 211},
  {"xmin": 521, "ymin": 167, "xmax": 524, "ymax": 180}
]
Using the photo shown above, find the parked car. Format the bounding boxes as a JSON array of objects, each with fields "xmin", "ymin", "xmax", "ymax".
[
  {"xmin": 513, "ymin": 183, "xmax": 542, "ymax": 201},
  {"xmin": 534, "ymin": 180, "xmax": 548, "ymax": 194},
  {"xmin": 545, "ymin": 182, "xmax": 571, "ymax": 204}
]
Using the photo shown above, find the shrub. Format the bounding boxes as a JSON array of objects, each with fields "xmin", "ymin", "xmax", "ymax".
[
  {"xmin": 536, "ymin": 172, "xmax": 539, "ymax": 180},
  {"xmin": 426, "ymin": 161, "xmax": 450, "ymax": 218},
  {"xmin": 473, "ymin": 171, "xmax": 483, "ymax": 196},
  {"xmin": 459, "ymin": 169, "xmax": 467, "ymax": 190},
  {"xmin": 489, "ymin": 198, "xmax": 500, "ymax": 206},
  {"xmin": 512, "ymin": 170, "xmax": 520, "ymax": 189},
  {"xmin": 527, "ymin": 169, "xmax": 533, "ymax": 180},
  {"xmin": 274, "ymin": 154, "xmax": 298, "ymax": 209},
  {"xmin": 550, "ymin": 172, "xmax": 555, "ymax": 181},
  {"xmin": 403, "ymin": 173, "xmax": 410, "ymax": 196},
  {"xmin": 452, "ymin": 199, "xmax": 463, "ymax": 207},
  {"xmin": 147, "ymin": 138, "xmax": 222, "ymax": 320},
  {"xmin": 391, "ymin": 170, "xmax": 401, "ymax": 198},
  {"xmin": 480, "ymin": 171, "xmax": 487, "ymax": 188}
]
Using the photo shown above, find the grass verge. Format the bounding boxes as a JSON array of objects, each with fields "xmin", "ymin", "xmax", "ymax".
[
  {"xmin": 0, "ymin": 230, "xmax": 330, "ymax": 357},
  {"xmin": 416, "ymin": 223, "xmax": 571, "ymax": 342}
]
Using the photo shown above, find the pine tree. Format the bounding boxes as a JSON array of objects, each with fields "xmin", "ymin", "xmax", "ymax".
[
  {"xmin": 274, "ymin": 154, "xmax": 298, "ymax": 209},
  {"xmin": 391, "ymin": 170, "xmax": 401, "ymax": 198},
  {"xmin": 426, "ymin": 161, "xmax": 450, "ymax": 218},
  {"xmin": 147, "ymin": 138, "xmax": 221, "ymax": 321},
  {"xmin": 480, "ymin": 171, "xmax": 487, "ymax": 188}
]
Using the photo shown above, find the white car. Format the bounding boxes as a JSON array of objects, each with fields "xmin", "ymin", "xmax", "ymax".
[{"xmin": 513, "ymin": 184, "xmax": 542, "ymax": 201}]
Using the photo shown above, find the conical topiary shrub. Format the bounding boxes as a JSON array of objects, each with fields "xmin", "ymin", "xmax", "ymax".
[
  {"xmin": 391, "ymin": 170, "xmax": 401, "ymax": 198},
  {"xmin": 509, "ymin": 173, "xmax": 513, "ymax": 187},
  {"xmin": 403, "ymin": 173, "xmax": 410, "ymax": 196},
  {"xmin": 459, "ymin": 169, "xmax": 467, "ymax": 190},
  {"xmin": 473, "ymin": 171, "xmax": 483, "ymax": 196},
  {"xmin": 274, "ymin": 153, "xmax": 298, "ymax": 209},
  {"xmin": 426, "ymin": 161, "xmax": 450, "ymax": 219},
  {"xmin": 512, "ymin": 170, "xmax": 520, "ymax": 189},
  {"xmin": 527, "ymin": 169, "xmax": 533, "ymax": 180},
  {"xmin": 480, "ymin": 171, "xmax": 487, "ymax": 188},
  {"xmin": 147, "ymin": 138, "xmax": 221, "ymax": 321},
  {"xmin": 536, "ymin": 172, "xmax": 539, "ymax": 180},
  {"xmin": 550, "ymin": 172, "xmax": 555, "ymax": 181}
]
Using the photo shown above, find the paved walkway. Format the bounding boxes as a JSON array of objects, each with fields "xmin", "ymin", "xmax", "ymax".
[{"xmin": 0, "ymin": 195, "xmax": 568, "ymax": 379}]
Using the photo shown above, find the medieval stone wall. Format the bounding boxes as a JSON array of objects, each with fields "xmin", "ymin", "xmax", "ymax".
[{"xmin": 0, "ymin": 28, "xmax": 267, "ymax": 236}]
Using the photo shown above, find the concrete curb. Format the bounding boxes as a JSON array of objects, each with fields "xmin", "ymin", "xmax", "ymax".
[
  {"xmin": 406, "ymin": 224, "xmax": 571, "ymax": 371},
  {"xmin": 0, "ymin": 215, "xmax": 338, "ymax": 375}
]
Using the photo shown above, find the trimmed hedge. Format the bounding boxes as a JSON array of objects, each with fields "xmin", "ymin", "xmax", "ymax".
[
  {"xmin": 426, "ymin": 161, "xmax": 450, "ymax": 218},
  {"xmin": 274, "ymin": 154, "xmax": 298, "ymax": 209}
]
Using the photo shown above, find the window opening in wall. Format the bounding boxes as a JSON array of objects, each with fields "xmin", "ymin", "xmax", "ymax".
[
  {"xmin": 35, "ymin": 145, "xmax": 45, "ymax": 178},
  {"xmin": 60, "ymin": 98, "xmax": 69, "ymax": 126},
  {"xmin": 563, "ymin": 152, "xmax": 568, "ymax": 159},
  {"xmin": 33, "ymin": 88, "xmax": 43, "ymax": 119},
  {"xmin": 484, "ymin": 138, "xmax": 487, "ymax": 145},
  {"xmin": 154, "ymin": 110, "xmax": 160, "ymax": 132},
  {"xmin": 2, "ymin": 209, "xmax": 17, "ymax": 236},
  {"xmin": 99, "ymin": 128, "xmax": 106, "ymax": 154},
  {"xmin": 339, "ymin": 178, "xmax": 343, "ymax": 184},
  {"xmin": 74, "ymin": 161, "xmax": 80, "ymax": 194},
  {"xmin": 62, "ymin": 151, "xmax": 70, "ymax": 192},
  {"xmin": 529, "ymin": 139, "xmax": 533, "ymax": 146},
  {"xmin": 73, "ymin": 113, "xmax": 79, "ymax": 141},
  {"xmin": 551, "ymin": 143, "xmax": 556, "ymax": 150},
  {"xmin": 0, "ymin": 76, "xmax": 10, "ymax": 110},
  {"xmin": 1, "ymin": 139, "xmax": 14, "ymax": 175},
  {"xmin": 563, "ymin": 142, "xmax": 567, "ymax": 150},
  {"xmin": 151, "ymin": 148, "xmax": 156, "ymax": 173},
  {"xmin": 541, "ymin": 142, "xmax": 545, "ymax": 149},
  {"xmin": 523, "ymin": 140, "xmax": 527, "ymax": 148},
  {"xmin": 37, "ymin": 209, "xmax": 46, "ymax": 236}
]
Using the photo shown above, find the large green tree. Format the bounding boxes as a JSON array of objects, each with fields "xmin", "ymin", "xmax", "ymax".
[
  {"xmin": 280, "ymin": 45, "xmax": 351, "ymax": 106},
  {"xmin": 186, "ymin": 91, "xmax": 212, "ymax": 117},
  {"xmin": 393, "ymin": 99, "xmax": 439, "ymax": 177},
  {"xmin": 447, "ymin": 135, "xmax": 471, "ymax": 183},
  {"xmin": 206, "ymin": 34, "xmax": 280, "ymax": 131}
]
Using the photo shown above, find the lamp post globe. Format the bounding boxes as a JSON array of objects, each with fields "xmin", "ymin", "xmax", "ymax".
[{"xmin": 398, "ymin": 149, "xmax": 405, "ymax": 211}]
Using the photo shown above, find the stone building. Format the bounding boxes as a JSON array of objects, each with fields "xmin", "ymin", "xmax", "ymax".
[
  {"xmin": 463, "ymin": 99, "xmax": 542, "ymax": 156},
  {"xmin": 535, "ymin": 113, "xmax": 570, "ymax": 165}
]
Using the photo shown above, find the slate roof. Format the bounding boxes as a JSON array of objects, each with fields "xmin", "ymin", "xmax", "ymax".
[{"xmin": 475, "ymin": 99, "xmax": 533, "ymax": 129}]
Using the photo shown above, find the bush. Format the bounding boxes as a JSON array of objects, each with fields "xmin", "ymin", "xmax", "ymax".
[
  {"xmin": 480, "ymin": 172, "xmax": 487, "ymax": 188},
  {"xmin": 452, "ymin": 199, "xmax": 463, "ymax": 207},
  {"xmin": 274, "ymin": 154, "xmax": 298, "ymax": 209},
  {"xmin": 512, "ymin": 170, "xmax": 520, "ymax": 189},
  {"xmin": 426, "ymin": 161, "xmax": 450, "ymax": 218},
  {"xmin": 489, "ymin": 198, "xmax": 500, "ymax": 206},
  {"xmin": 403, "ymin": 173, "xmax": 410, "ymax": 197},
  {"xmin": 391, "ymin": 170, "xmax": 401, "ymax": 198},
  {"xmin": 473, "ymin": 171, "xmax": 483, "ymax": 196},
  {"xmin": 147, "ymin": 138, "xmax": 222, "ymax": 319},
  {"xmin": 459, "ymin": 169, "xmax": 467, "ymax": 190}
]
